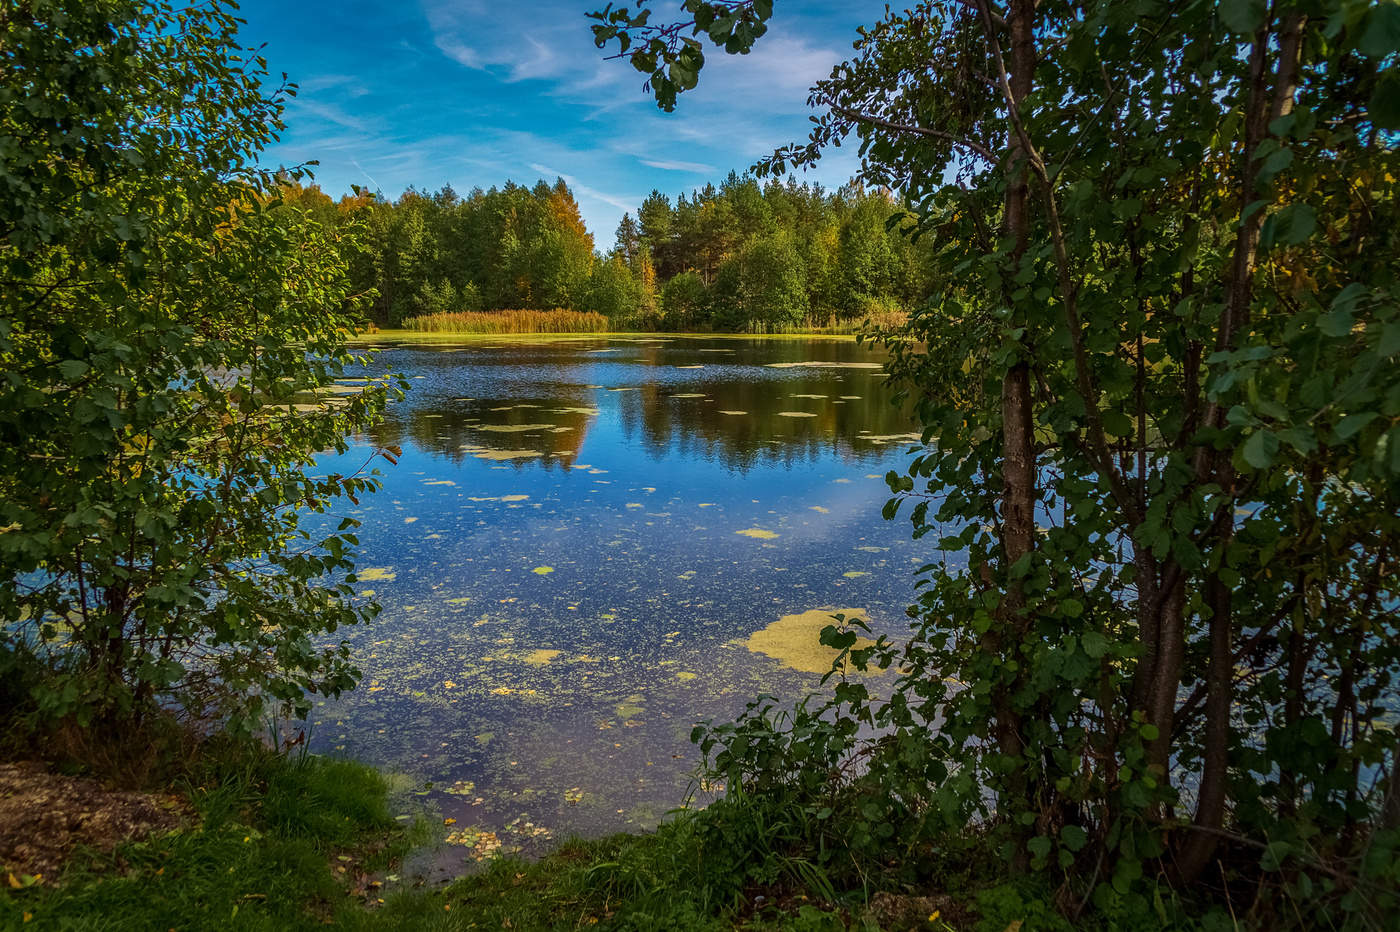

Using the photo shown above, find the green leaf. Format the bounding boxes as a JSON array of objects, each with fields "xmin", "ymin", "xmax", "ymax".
[
  {"xmin": 1242, "ymin": 430, "xmax": 1279, "ymax": 469},
  {"xmin": 1359, "ymin": 1, "xmax": 1400, "ymax": 59},
  {"xmin": 1219, "ymin": 0, "xmax": 1266, "ymax": 33},
  {"xmin": 1061, "ymin": 824, "xmax": 1089, "ymax": 852},
  {"xmin": 1027, "ymin": 835, "xmax": 1052, "ymax": 860},
  {"xmin": 1369, "ymin": 71, "xmax": 1400, "ymax": 130},
  {"xmin": 1082, "ymin": 630, "xmax": 1110, "ymax": 659},
  {"xmin": 1334, "ymin": 412, "xmax": 1378, "ymax": 441},
  {"xmin": 1273, "ymin": 203, "xmax": 1317, "ymax": 246}
]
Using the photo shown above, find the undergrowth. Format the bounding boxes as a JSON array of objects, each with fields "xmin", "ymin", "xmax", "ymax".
[{"xmin": 0, "ymin": 741, "xmax": 421, "ymax": 931}]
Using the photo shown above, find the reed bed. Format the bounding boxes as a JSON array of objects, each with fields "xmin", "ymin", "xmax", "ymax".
[
  {"xmin": 742, "ymin": 308, "xmax": 910, "ymax": 335},
  {"xmin": 402, "ymin": 309, "xmax": 610, "ymax": 334}
]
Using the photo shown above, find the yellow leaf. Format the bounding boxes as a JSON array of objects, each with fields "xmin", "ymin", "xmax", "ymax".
[
  {"xmin": 8, "ymin": 873, "xmax": 20, "ymax": 889},
  {"xmin": 444, "ymin": 817, "xmax": 457, "ymax": 825},
  {"xmin": 23, "ymin": 912, "xmax": 33, "ymax": 923}
]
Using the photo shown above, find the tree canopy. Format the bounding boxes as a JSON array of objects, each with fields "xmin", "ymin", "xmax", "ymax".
[
  {"xmin": 595, "ymin": 0, "xmax": 1400, "ymax": 924},
  {"xmin": 299, "ymin": 171, "xmax": 925, "ymax": 332}
]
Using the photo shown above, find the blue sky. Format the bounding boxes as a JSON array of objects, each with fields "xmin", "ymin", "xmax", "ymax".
[{"xmin": 235, "ymin": 0, "xmax": 884, "ymax": 243}]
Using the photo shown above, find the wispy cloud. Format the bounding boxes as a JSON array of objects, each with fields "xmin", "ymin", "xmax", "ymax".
[
  {"xmin": 288, "ymin": 98, "xmax": 371, "ymax": 133},
  {"xmin": 640, "ymin": 158, "xmax": 717, "ymax": 174},
  {"xmin": 529, "ymin": 162, "xmax": 636, "ymax": 213},
  {"xmin": 244, "ymin": 0, "xmax": 879, "ymax": 236}
]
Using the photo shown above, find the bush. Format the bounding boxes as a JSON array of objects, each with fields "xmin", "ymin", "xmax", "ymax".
[
  {"xmin": 0, "ymin": 0, "xmax": 399, "ymax": 735},
  {"xmin": 660, "ymin": 270, "xmax": 710, "ymax": 330}
]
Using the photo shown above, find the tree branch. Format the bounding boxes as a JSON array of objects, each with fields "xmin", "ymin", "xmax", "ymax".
[{"xmin": 827, "ymin": 104, "xmax": 999, "ymax": 164}]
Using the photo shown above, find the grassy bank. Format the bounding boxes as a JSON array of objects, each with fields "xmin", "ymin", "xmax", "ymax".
[
  {"xmin": 0, "ymin": 737, "xmax": 1060, "ymax": 931},
  {"xmin": 0, "ymin": 740, "xmax": 1187, "ymax": 931},
  {"xmin": 0, "ymin": 743, "xmax": 423, "ymax": 931}
]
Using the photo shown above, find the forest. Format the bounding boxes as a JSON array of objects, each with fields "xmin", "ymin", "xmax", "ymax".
[
  {"xmin": 281, "ymin": 173, "xmax": 926, "ymax": 332},
  {"xmin": 2, "ymin": 0, "xmax": 1399, "ymax": 930}
]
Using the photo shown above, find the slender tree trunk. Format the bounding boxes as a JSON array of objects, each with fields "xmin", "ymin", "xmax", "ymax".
[
  {"xmin": 1176, "ymin": 510, "xmax": 1234, "ymax": 882},
  {"xmin": 987, "ymin": 0, "xmax": 1039, "ymax": 850}
]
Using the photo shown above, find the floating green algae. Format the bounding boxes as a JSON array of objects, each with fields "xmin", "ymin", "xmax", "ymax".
[{"xmin": 743, "ymin": 608, "xmax": 877, "ymax": 674}]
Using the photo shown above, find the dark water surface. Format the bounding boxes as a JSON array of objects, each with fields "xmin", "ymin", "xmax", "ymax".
[{"xmin": 310, "ymin": 334, "xmax": 930, "ymax": 870}]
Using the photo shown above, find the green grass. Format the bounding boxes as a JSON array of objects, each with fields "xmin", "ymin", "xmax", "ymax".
[
  {"xmin": 8, "ymin": 740, "xmax": 1128, "ymax": 931},
  {"xmin": 0, "ymin": 746, "xmax": 422, "ymax": 931}
]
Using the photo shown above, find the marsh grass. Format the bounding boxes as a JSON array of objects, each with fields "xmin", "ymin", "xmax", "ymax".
[
  {"xmin": 741, "ymin": 309, "xmax": 909, "ymax": 336},
  {"xmin": 403, "ymin": 309, "xmax": 610, "ymax": 334}
]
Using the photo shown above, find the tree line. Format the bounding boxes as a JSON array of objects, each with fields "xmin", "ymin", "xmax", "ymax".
[{"xmin": 281, "ymin": 172, "xmax": 928, "ymax": 331}]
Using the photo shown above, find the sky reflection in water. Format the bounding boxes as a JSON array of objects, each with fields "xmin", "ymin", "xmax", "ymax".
[{"xmin": 309, "ymin": 335, "xmax": 935, "ymax": 873}]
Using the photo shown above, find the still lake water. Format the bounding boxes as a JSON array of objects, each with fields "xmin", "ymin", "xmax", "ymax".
[{"xmin": 310, "ymin": 334, "xmax": 931, "ymax": 868}]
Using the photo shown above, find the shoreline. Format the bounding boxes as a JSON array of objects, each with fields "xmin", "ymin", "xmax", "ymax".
[{"xmin": 346, "ymin": 328, "xmax": 867, "ymax": 344}]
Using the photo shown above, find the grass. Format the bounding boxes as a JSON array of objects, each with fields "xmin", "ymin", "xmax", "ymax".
[
  {"xmin": 0, "ymin": 742, "xmax": 423, "ymax": 931},
  {"xmin": 0, "ymin": 738, "xmax": 1212, "ymax": 931},
  {"xmin": 402, "ymin": 309, "xmax": 610, "ymax": 333},
  {"xmin": 0, "ymin": 741, "xmax": 969, "ymax": 931},
  {"xmin": 741, "ymin": 309, "xmax": 909, "ymax": 335}
]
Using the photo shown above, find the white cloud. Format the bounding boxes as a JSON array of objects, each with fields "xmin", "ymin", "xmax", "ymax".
[
  {"xmin": 529, "ymin": 161, "xmax": 636, "ymax": 213},
  {"xmin": 288, "ymin": 98, "xmax": 371, "ymax": 133},
  {"xmin": 640, "ymin": 158, "xmax": 717, "ymax": 174}
]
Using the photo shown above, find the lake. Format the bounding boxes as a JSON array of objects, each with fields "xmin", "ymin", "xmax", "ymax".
[{"xmin": 310, "ymin": 334, "xmax": 930, "ymax": 870}]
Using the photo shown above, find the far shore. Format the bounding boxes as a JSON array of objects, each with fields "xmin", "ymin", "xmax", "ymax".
[{"xmin": 347, "ymin": 328, "xmax": 866, "ymax": 343}]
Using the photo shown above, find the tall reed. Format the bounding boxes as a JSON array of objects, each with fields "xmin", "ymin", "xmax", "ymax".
[{"xmin": 402, "ymin": 309, "xmax": 610, "ymax": 334}]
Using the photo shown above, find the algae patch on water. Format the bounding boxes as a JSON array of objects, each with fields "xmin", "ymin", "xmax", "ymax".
[
  {"xmin": 473, "ymin": 449, "xmax": 543, "ymax": 461},
  {"xmin": 475, "ymin": 423, "xmax": 557, "ymax": 433},
  {"xmin": 744, "ymin": 608, "xmax": 876, "ymax": 674},
  {"xmin": 736, "ymin": 528, "xmax": 780, "ymax": 540},
  {"xmin": 357, "ymin": 567, "xmax": 396, "ymax": 581},
  {"xmin": 765, "ymin": 361, "xmax": 883, "ymax": 370}
]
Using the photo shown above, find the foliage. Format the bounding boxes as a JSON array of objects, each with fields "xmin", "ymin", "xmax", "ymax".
[
  {"xmin": 631, "ymin": 174, "xmax": 927, "ymax": 331},
  {"xmin": 0, "ymin": 743, "xmax": 415, "ymax": 931},
  {"xmin": 735, "ymin": 233, "xmax": 808, "ymax": 330},
  {"xmin": 402, "ymin": 309, "xmax": 610, "ymax": 334},
  {"xmin": 661, "ymin": 269, "xmax": 710, "ymax": 329},
  {"xmin": 595, "ymin": 0, "xmax": 1400, "ymax": 927},
  {"xmin": 583, "ymin": 253, "xmax": 651, "ymax": 324},
  {"xmin": 317, "ymin": 169, "xmax": 925, "ymax": 332},
  {"xmin": 0, "ymin": 0, "xmax": 399, "ymax": 734}
]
